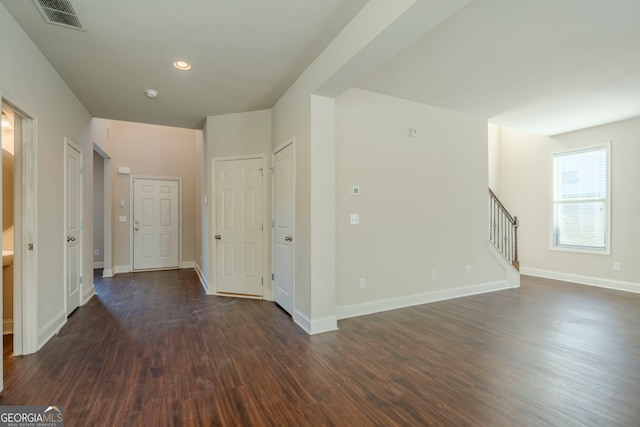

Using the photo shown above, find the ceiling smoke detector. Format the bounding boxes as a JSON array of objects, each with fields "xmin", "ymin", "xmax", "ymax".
[
  {"xmin": 33, "ymin": 0, "xmax": 85, "ymax": 31},
  {"xmin": 145, "ymin": 89, "xmax": 159, "ymax": 99}
]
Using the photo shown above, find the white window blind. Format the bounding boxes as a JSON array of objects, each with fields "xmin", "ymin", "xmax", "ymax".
[{"xmin": 552, "ymin": 145, "xmax": 609, "ymax": 252}]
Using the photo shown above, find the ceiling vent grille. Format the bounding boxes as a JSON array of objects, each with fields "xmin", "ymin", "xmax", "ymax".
[{"xmin": 33, "ymin": 0, "xmax": 84, "ymax": 31}]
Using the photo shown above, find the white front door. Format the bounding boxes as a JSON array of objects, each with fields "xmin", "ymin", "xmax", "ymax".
[
  {"xmin": 215, "ymin": 158, "xmax": 263, "ymax": 296},
  {"xmin": 273, "ymin": 144, "xmax": 294, "ymax": 314},
  {"xmin": 65, "ymin": 141, "xmax": 82, "ymax": 315},
  {"xmin": 133, "ymin": 178, "xmax": 180, "ymax": 270}
]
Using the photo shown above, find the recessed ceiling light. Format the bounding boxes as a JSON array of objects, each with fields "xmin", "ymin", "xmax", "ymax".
[
  {"xmin": 173, "ymin": 60, "xmax": 191, "ymax": 71},
  {"xmin": 145, "ymin": 89, "xmax": 159, "ymax": 99}
]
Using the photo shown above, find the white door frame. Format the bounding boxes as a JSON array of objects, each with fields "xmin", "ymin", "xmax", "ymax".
[
  {"xmin": 211, "ymin": 154, "xmax": 269, "ymax": 297},
  {"xmin": 130, "ymin": 176, "xmax": 182, "ymax": 271},
  {"xmin": 271, "ymin": 139, "xmax": 295, "ymax": 309},
  {"xmin": 64, "ymin": 138, "xmax": 83, "ymax": 316},
  {"xmin": 1, "ymin": 97, "xmax": 39, "ymax": 359}
]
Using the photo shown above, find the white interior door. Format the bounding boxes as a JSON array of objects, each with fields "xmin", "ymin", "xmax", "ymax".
[
  {"xmin": 65, "ymin": 141, "xmax": 82, "ymax": 315},
  {"xmin": 215, "ymin": 158, "xmax": 263, "ymax": 296},
  {"xmin": 273, "ymin": 144, "xmax": 294, "ymax": 314},
  {"xmin": 133, "ymin": 178, "xmax": 180, "ymax": 270}
]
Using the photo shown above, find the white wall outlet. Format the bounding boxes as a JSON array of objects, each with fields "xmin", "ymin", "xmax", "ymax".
[
  {"xmin": 409, "ymin": 128, "xmax": 418, "ymax": 137},
  {"xmin": 432, "ymin": 270, "xmax": 437, "ymax": 280},
  {"xmin": 350, "ymin": 214, "xmax": 360, "ymax": 225},
  {"xmin": 613, "ymin": 262, "xmax": 621, "ymax": 271},
  {"xmin": 94, "ymin": 249, "xmax": 99, "ymax": 256},
  {"xmin": 359, "ymin": 278, "xmax": 366, "ymax": 289},
  {"xmin": 119, "ymin": 215, "xmax": 127, "ymax": 223},
  {"xmin": 466, "ymin": 265, "xmax": 471, "ymax": 275}
]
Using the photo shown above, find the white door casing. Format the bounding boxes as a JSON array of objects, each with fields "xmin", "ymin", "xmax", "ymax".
[
  {"xmin": 132, "ymin": 178, "xmax": 180, "ymax": 270},
  {"xmin": 214, "ymin": 158, "xmax": 263, "ymax": 296},
  {"xmin": 0, "ymin": 99, "xmax": 39, "ymax": 367},
  {"xmin": 65, "ymin": 140, "xmax": 82, "ymax": 315},
  {"xmin": 273, "ymin": 142, "xmax": 295, "ymax": 315}
]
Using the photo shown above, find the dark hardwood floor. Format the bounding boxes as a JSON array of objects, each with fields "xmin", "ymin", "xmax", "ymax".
[{"xmin": 1, "ymin": 270, "xmax": 639, "ymax": 426}]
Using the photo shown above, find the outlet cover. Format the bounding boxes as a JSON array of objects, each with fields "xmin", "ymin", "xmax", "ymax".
[
  {"xmin": 359, "ymin": 278, "xmax": 366, "ymax": 289},
  {"xmin": 613, "ymin": 262, "xmax": 621, "ymax": 271}
]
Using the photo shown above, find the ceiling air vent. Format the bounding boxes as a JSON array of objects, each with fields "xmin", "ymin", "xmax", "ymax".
[{"xmin": 33, "ymin": 0, "xmax": 84, "ymax": 31}]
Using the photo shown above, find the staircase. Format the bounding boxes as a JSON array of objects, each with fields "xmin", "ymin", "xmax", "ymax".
[{"xmin": 489, "ymin": 189, "xmax": 519, "ymax": 271}]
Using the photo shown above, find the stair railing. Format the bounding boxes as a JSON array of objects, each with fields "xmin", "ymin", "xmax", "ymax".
[{"xmin": 489, "ymin": 189, "xmax": 519, "ymax": 271}]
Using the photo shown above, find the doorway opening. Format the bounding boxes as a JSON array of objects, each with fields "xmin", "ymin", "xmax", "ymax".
[
  {"xmin": 93, "ymin": 143, "xmax": 113, "ymax": 277},
  {"xmin": 1, "ymin": 98, "xmax": 38, "ymax": 369}
]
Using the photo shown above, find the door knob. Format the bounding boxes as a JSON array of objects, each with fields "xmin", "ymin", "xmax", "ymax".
[
  {"xmin": 215, "ymin": 235, "xmax": 222, "ymax": 240},
  {"xmin": 134, "ymin": 227, "xmax": 139, "ymax": 231},
  {"xmin": 285, "ymin": 236, "xmax": 293, "ymax": 242},
  {"xmin": 67, "ymin": 236, "xmax": 76, "ymax": 242}
]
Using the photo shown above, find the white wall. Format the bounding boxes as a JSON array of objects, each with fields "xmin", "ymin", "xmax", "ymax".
[
  {"xmin": 488, "ymin": 123, "xmax": 500, "ymax": 193},
  {"xmin": 271, "ymin": 0, "xmax": 430, "ymax": 333},
  {"xmin": 0, "ymin": 3, "xmax": 92, "ymax": 350},
  {"xmin": 336, "ymin": 88, "xmax": 506, "ymax": 315},
  {"xmin": 496, "ymin": 118, "xmax": 640, "ymax": 291},
  {"xmin": 102, "ymin": 120, "xmax": 200, "ymax": 271},
  {"xmin": 204, "ymin": 110, "xmax": 272, "ymax": 294}
]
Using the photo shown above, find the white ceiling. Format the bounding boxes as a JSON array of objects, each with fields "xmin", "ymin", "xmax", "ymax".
[
  {"xmin": 360, "ymin": 0, "xmax": 640, "ymax": 135},
  {"xmin": 1, "ymin": 0, "xmax": 368, "ymax": 129},
  {"xmin": 3, "ymin": 0, "xmax": 640, "ymax": 135}
]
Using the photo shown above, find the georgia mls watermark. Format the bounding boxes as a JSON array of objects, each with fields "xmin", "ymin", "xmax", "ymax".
[{"xmin": 0, "ymin": 406, "xmax": 64, "ymax": 427}]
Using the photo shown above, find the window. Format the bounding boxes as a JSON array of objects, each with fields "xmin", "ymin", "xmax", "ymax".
[{"xmin": 552, "ymin": 143, "xmax": 610, "ymax": 253}]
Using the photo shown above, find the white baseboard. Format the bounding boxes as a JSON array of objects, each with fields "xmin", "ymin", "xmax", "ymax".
[
  {"xmin": 181, "ymin": 261, "xmax": 195, "ymax": 269},
  {"xmin": 3, "ymin": 320, "xmax": 13, "ymax": 335},
  {"xmin": 521, "ymin": 267, "xmax": 640, "ymax": 294},
  {"xmin": 336, "ymin": 280, "xmax": 512, "ymax": 320},
  {"xmin": 293, "ymin": 310, "xmax": 338, "ymax": 335},
  {"xmin": 102, "ymin": 268, "xmax": 114, "ymax": 278},
  {"xmin": 114, "ymin": 265, "xmax": 131, "ymax": 274},
  {"xmin": 38, "ymin": 311, "xmax": 66, "ymax": 351},
  {"xmin": 194, "ymin": 263, "xmax": 209, "ymax": 294},
  {"xmin": 93, "ymin": 261, "xmax": 104, "ymax": 269},
  {"xmin": 82, "ymin": 286, "xmax": 95, "ymax": 305}
]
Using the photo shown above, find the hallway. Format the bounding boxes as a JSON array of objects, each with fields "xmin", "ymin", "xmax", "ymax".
[{"xmin": 1, "ymin": 271, "xmax": 639, "ymax": 426}]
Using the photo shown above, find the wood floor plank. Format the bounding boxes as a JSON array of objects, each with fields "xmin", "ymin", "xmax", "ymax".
[{"xmin": 1, "ymin": 271, "xmax": 639, "ymax": 426}]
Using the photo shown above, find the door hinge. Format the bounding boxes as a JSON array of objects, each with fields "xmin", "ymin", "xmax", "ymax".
[
  {"xmin": 259, "ymin": 168, "xmax": 263, "ymax": 177},
  {"xmin": 272, "ymin": 220, "xmax": 275, "ymax": 228},
  {"xmin": 261, "ymin": 277, "xmax": 264, "ymax": 286},
  {"xmin": 261, "ymin": 223, "xmax": 263, "ymax": 231},
  {"xmin": 79, "ymin": 276, "xmax": 83, "ymax": 284},
  {"xmin": 80, "ymin": 167, "xmax": 84, "ymax": 174},
  {"xmin": 272, "ymin": 273, "xmax": 274, "ymax": 280}
]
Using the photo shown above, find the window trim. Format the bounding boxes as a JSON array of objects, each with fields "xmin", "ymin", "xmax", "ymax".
[{"xmin": 550, "ymin": 142, "xmax": 611, "ymax": 255}]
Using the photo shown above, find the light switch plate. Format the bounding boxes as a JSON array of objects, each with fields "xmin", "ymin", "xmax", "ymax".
[{"xmin": 350, "ymin": 214, "xmax": 359, "ymax": 225}]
